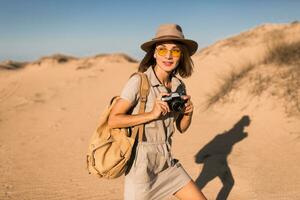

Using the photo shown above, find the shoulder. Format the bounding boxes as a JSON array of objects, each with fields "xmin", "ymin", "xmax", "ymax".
[
  {"xmin": 120, "ymin": 73, "xmax": 142, "ymax": 104},
  {"xmin": 125, "ymin": 72, "xmax": 142, "ymax": 86},
  {"xmin": 128, "ymin": 72, "xmax": 150, "ymax": 86}
]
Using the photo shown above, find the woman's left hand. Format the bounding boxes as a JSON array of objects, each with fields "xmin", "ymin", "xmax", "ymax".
[{"xmin": 181, "ymin": 95, "xmax": 194, "ymax": 116}]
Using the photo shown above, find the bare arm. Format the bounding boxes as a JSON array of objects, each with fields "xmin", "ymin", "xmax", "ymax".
[
  {"xmin": 108, "ymin": 93, "xmax": 171, "ymax": 129},
  {"xmin": 108, "ymin": 98, "xmax": 154, "ymax": 128},
  {"xmin": 176, "ymin": 95, "xmax": 193, "ymax": 133},
  {"xmin": 176, "ymin": 112, "xmax": 193, "ymax": 133}
]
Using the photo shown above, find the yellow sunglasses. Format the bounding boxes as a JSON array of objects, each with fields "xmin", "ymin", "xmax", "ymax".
[{"xmin": 155, "ymin": 47, "xmax": 181, "ymax": 57}]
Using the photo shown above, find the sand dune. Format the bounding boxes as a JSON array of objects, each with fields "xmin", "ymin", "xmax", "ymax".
[{"xmin": 0, "ymin": 22, "xmax": 299, "ymax": 200}]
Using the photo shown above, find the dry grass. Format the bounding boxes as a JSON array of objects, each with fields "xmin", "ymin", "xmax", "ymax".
[
  {"xmin": 0, "ymin": 60, "xmax": 28, "ymax": 70},
  {"xmin": 263, "ymin": 36, "xmax": 300, "ymax": 115},
  {"xmin": 264, "ymin": 40, "xmax": 300, "ymax": 66},
  {"xmin": 94, "ymin": 53, "xmax": 138, "ymax": 63},
  {"xmin": 248, "ymin": 73, "xmax": 272, "ymax": 96},
  {"xmin": 34, "ymin": 54, "xmax": 78, "ymax": 65},
  {"xmin": 205, "ymin": 63, "xmax": 255, "ymax": 109},
  {"xmin": 281, "ymin": 66, "xmax": 300, "ymax": 115}
]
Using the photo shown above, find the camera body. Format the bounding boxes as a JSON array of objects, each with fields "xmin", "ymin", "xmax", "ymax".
[{"xmin": 161, "ymin": 92, "xmax": 187, "ymax": 112}]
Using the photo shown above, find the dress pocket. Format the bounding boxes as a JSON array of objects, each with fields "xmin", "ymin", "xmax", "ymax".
[{"xmin": 151, "ymin": 152, "xmax": 169, "ymax": 174}]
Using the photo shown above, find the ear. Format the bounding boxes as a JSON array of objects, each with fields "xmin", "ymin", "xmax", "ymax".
[{"xmin": 154, "ymin": 51, "xmax": 157, "ymax": 59}]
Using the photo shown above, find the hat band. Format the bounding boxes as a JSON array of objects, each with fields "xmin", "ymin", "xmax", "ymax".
[{"xmin": 152, "ymin": 35, "xmax": 184, "ymax": 40}]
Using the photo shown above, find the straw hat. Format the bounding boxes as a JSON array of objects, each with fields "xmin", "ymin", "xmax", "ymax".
[{"xmin": 141, "ymin": 24, "xmax": 198, "ymax": 55}]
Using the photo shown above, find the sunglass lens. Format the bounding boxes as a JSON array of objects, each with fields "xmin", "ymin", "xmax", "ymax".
[
  {"xmin": 157, "ymin": 48, "xmax": 167, "ymax": 56},
  {"xmin": 171, "ymin": 49, "xmax": 181, "ymax": 57}
]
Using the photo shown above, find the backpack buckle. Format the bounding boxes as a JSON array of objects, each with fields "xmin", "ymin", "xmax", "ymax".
[{"xmin": 140, "ymin": 96, "xmax": 147, "ymax": 102}]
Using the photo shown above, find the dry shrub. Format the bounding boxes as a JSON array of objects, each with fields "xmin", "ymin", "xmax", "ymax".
[
  {"xmin": 206, "ymin": 63, "xmax": 255, "ymax": 108},
  {"xmin": 249, "ymin": 73, "xmax": 272, "ymax": 96},
  {"xmin": 263, "ymin": 33, "xmax": 300, "ymax": 115},
  {"xmin": 281, "ymin": 66, "xmax": 300, "ymax": 115},
  {"xmin": 51, "ymin": 54, "xmax": 77, "ymax": 63},
  {"xmin": 264, "ymin": 40, "xmax": 300, "ymax": 66},
  {"xmin": 0, "ymin": 60, "xmax": 27, "ymax": 70},
  {"xmin": 94, "ymin": 53, "xmax": 138, "ymax": 63},
  {"xmin": 35, "ymin": 54, "xmax": 77, "ymax": 65}
]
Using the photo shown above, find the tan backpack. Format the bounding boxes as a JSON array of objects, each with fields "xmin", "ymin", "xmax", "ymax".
[{"xmin": 86, "ymin": 72, "xmax": 150, "ymax": 179}]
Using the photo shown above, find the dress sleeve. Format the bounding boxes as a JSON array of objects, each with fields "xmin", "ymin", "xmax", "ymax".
[{"xmin": 120, "ymin": 73, "xmax": 141, "ymax": 105}]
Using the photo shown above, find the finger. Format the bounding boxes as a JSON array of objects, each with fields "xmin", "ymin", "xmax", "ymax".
[
  {"xmin": 158, "ymin": 102, "xmax": 168, "ymax": 111},
  {"xmin": 161, "ymin": 101, "xmax": 171, "ymax": 112},
  {"xmin": 185, "ymin": 103, "xmax": 193, "ymax": 109},
  {"xmin": 183, "ymin": 103, "xmax": 192, "ymax": 109},
  {"xmin": 184, "ymin": 106, "xmax": 192, "ymax": 113},
  {"xmin": 181, "ymin": 95, "xmax": 191, "ymax": 100},
  {"xmin": 181, "ymin": 95, "xmax": 188, "ymax": 100},
  {"xmin": 157, "ymin": 102, "xmax": 169, "ymax": 113},
  {"xmin": 157, "ymin": 100, "xmax": 170, "ymax": 112},
  {"xmin": 164, "ymin": 103, "xmax": 171, "ymax": 113},
  {"xmin": 184, "ymin": 108, "xmax": 192, "ymax": 114},
  {"xmin": 184, "ymin": 106, "xmax": 193, "ymax": 114}
]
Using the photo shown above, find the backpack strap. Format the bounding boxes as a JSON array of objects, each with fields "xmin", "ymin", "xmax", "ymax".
[{"xmin": 130, "ymin": 72, "xmax": 150, "ymax": 142}]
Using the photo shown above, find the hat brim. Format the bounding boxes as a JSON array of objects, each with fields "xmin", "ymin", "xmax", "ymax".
[{"xmin": 141, "ymin": 38, "xmax": 198, "ymax": 56}]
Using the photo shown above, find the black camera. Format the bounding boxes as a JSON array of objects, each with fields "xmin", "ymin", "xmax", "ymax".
[{"xmin": 161, "ymin": 92, "xmax": 187, "ymax": 112}]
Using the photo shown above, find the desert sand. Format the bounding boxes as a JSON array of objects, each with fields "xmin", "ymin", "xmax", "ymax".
[{"xmin": 1, "ymin": 22, "xmax": 300, "ymax": 200}]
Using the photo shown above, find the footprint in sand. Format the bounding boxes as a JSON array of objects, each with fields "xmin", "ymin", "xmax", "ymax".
[
  {"xmin": 33, "ymin": 92, "xmax": 46, "ymax": 103},
  {"xmin": 15, "ymin": 92, "xmax": 47, "ymax": 109},
  {"xmin": 76, "ymin": 64, "xmax": 92, "ymax": 70},
  {"xmin": 13, "ymin": 97, "xmax": 31, "ymax": 109}
]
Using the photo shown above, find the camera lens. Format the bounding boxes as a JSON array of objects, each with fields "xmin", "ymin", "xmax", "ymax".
[{"xmin": 171, "ymin": 98, "xmax": 185, "ymax": 112}]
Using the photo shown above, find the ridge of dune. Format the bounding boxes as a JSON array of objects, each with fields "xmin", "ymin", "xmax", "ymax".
[
  {"xmin": 93, "ymin": 53, "xmax": 138, "ymax": 63},
  {"xmin": 0, "ymin": 53, "xmax": 138, "ymax": 71},
  {"xmin": 34, "ymin": 53, "xmax": 78, "ymax": 64}
]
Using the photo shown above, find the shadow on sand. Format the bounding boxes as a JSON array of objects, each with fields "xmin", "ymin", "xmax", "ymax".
[{"xmin": 195, "ymin": 115, "xmax": 250, "ymax": 200}]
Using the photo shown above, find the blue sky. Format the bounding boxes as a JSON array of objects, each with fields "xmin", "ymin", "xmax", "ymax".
[{"xmin": 0, "ymin": 0, "xmax": 299, "ymax": 62}]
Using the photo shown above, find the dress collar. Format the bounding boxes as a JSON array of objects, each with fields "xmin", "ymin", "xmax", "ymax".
[{"xmin": 144, "ymin": 66, "xmax": 182, "ymax": 92}]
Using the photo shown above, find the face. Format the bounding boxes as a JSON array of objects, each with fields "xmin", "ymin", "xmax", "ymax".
[{"xmin": 154, "ymin": 42, "xmax": 181, "ymax": 73}]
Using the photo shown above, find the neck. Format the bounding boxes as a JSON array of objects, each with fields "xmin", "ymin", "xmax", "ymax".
[{"xmin": 153, "ymin": 65, "xmax": 171, "ymax": 85}]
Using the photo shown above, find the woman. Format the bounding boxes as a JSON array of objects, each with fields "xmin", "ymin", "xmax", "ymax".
[{"xmin": 108, "ymin": 24, "xmax": 207, "ymax": 200}]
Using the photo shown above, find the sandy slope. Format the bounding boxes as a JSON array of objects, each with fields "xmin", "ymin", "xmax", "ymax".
[{"xmin": 1, "ymin": 23, "xmax": 300, "ymax": 200}]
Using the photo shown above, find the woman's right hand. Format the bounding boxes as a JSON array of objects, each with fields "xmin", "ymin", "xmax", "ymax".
[{"xmin": 150, "ymin": 92, "xmax": 171, "ymax": 119}]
